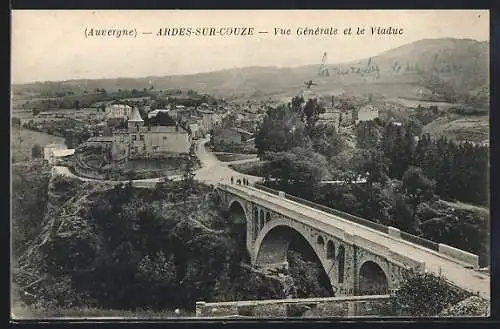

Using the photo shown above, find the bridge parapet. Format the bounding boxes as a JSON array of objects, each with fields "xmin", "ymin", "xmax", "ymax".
[
  {"xmin": 438, "ymin": 244, "xmax": 479, "ymax": 269},
  {"xmin": 352, "ymin": 235, "xmax": 390, "ymax": 258},
  {"xmin": 388, "ymin": 251, "xmax": 426, "ymax": 273},
  {"xmin": 387, "ymin": 227, "xmax": 401, "ymax": 238},
  {"xmin": 248, "ymin": 183, "xmax": 480, "ymax": 269}
]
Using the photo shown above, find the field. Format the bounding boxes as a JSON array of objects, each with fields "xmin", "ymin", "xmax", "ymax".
[
  {"xmin": 422, "ymin": 114, "xmax": 489, "ymax": 144},
  {"xmin": 11, "ymin": 127, "xmax": 65, "ymax": 163}
]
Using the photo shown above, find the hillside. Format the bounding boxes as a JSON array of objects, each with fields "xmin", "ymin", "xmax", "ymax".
[
  {"xmin": 11, "ymin": 127, "xmax": 66, "ymax": 163},
  {"xmin": 12, "ymin": 38, "xmax": 489, "ymax": 104}
]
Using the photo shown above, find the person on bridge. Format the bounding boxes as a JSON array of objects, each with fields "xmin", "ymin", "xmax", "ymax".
[
  {"xmin": 237, "ymin": 179, "xmax": 241, "ymax": 185},
  {"xmin": 231, "ymin": 176, "xmax": 234, "ymax": 184}
]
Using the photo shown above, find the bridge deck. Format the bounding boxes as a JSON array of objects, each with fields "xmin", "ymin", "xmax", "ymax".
[{"xmin": 223, "ymin": 183, "xmax": 490, "ymax": 299}]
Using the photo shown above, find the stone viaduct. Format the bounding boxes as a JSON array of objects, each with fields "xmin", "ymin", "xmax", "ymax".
[{"xmin": 215, "ymin": 183, "xmax": 489, "ymax": 298}]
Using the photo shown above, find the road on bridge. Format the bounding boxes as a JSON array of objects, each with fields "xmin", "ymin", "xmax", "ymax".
[{"xmin": 224, "ymin": 183, "xmax": 490, "ymax": 299}]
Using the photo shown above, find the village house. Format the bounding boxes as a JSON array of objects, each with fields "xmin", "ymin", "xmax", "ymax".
[
  {"xmin": 43, "ymin": 143, "xmax": 75, "ymax": 165},
  {"xmin": 189, "ymin": 123, "xmax": 203, "ymax": 139},
  {"xmin": 105, "ymin": 100, "xmax": 133, "ymax": 119},
  {"xmin": 301, "ymin": 89, "xmax": 319, "ymax": 102},
  {"xmin": 355, "ymin": 105, "xmax": 379, "ymax": 124},
  {"xmin": 196, "ymin": 107, "xmax": 221, "ymax": 134},
  {"xmin": 318, "ymin": 111, "xmax": 341, "ymax": 127}
]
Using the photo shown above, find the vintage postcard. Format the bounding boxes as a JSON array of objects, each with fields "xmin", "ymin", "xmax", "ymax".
[{"xmin": 11, "ymin": 10, "xmax": 490, "ymax": 319}]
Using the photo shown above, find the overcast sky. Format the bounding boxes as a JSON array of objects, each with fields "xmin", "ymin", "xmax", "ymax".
[{"xmin": 11, "ymin": 10, "xmax": 489, "ymax": 84}]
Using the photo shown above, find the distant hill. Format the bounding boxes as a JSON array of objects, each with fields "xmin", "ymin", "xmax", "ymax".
[{"xmin": 13, "ymin": 38, "xmax": 489, "ymax": 104}]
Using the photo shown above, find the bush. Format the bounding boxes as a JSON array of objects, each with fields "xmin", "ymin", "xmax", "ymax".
[
  {"xmin": 393, "ymin": 270, "xmax": 470, "ymax": 317},
  {"xmin": 439, "ymin": 296, "xmax": 490, "ymax": 317}
]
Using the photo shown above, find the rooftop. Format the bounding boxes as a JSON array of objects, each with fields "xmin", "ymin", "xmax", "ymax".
[
  {"xmin": 45, "ymin": 143, "xmax": 67, "ymax": 149},
  {"xmin": 53, "ymin": 149, "xmax": 75, "ymax": 157},
  {"xmin": 128, "ymin": 107, "xmax": 144, "ymax": 122},
  {"xmin": 108, "ymin": 100, "xmax": 132, "ymax": 107},
  {"xmin": 147, "ymin": 109, "xmax": 170, "ymax": 118}
]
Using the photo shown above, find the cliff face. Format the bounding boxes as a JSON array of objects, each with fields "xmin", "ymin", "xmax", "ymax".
[{"xmin": 11, "ymin": 173, "xmax": 286, "ymax": 313}]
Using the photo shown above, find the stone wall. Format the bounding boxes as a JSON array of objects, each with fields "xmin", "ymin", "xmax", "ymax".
[{"xmin": 196, "ymin": 295, "xmax": 392, "ymax": 318}]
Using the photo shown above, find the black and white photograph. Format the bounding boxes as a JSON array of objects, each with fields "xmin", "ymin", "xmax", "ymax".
[{"xmin": 10, "ymin": 10, "xmax": 490, "ymax": 319}]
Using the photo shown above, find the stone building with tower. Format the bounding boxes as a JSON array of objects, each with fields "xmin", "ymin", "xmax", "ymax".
[
  {"xmin": 79, "ymin": 107, "xmax": 192, "ymax": 164},
  {"xmin": 113, "ymin": 107, "xmax": 191, "ymax": 159}
]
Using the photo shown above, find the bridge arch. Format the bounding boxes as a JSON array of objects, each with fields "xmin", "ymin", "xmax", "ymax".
[
  {"xmin": 228, "ymin": 199, "xmax": 251, "ymax": 263},
  {"xmin": 253, "ymin": 220, "xmax": 338, "ymax": 295},
  {"xmin": 228, "ymin": 198, "xmax": 248, "ymax": 221},
  {"xmin": 358, "ymin": 260, "xmax": 389, "ymax": 295},
  {"xmin": 326, "ymin": 240, "xmax": 335, "ymax": 259}
]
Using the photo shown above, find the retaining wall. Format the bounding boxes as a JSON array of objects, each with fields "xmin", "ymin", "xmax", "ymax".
[{"xmin": 196, "ymin": 295, "xmax": 392, "ymax": 318}]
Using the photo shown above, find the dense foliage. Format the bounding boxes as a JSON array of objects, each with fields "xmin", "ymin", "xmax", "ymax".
[
  {"xmin": 439, "ymin": 296, "xmax": 490, "ymax": 317},
  {"xmin": 392, "ymin": 270, "xmax": 471, "ymax": 317},
  {"xmin": 11, "ymin": 162, "xmax": 52, "ymax": 260},
  {"xmin": 256, "ymin": 94, "xmax": 489, "ymax": 267},
  {"xmin": 12, "ymin": 170, "xmax": 285, "ymax": 313},
  {"xmin": 286, "ymin": 250, "xmax": 332, "ymax": 298}
]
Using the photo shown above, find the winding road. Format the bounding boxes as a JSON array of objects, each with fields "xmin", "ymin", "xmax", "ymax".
[{"xmin": 53, "ymin": 136, "xmax": 263, "ymax": 188}]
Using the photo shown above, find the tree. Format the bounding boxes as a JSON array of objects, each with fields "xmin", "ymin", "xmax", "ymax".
[
  {"xmin": 301, "ymin": 98, "xmax": 326, "ymax": 137},
  {"xmin": 354, "ymin": 149, "xmax": 390, "ymax": 187},
  {"xmin": 401, "ymin": 166, "xmax": 435, "ymax": 214},
  {"xmin": 12, "ymin": 117, "xmax": 21, "ymax": 128},
  {"xmin": 390, "ymin": 193, "xmax": 419, "ymax": 234},
  {"xmin": 182, "ymin": 144, "xmax": 196, "ymax": 201},
  {"xmin": 31, "ymin": 144, "xmax": 42, "ymax": 159},
  {"xmin": 290, "ymin": 95, "xmax": 305, "ymax": 115},
  {"xmin": 287, "ymin": 250, "xmax": 330, "ymax": 298},
  {"xmin": 262, "ymin": 147, "xmax": 329, "ymax": 197},
  {"xmin": 150, "ymin": 112, "xmax": 176, "ymax": 126},
  {"xmin": 254, "ymin": 104, "xmax": 309, "ymax": 156},
  {"xmin": 310, "ymin": 123, "xmax": 343, "ymax": 158},
  {"xmin": 381, "ymin": 122, "xmax": 416, "ymax": 179},
  {"xmin": 355, "ymin": 120, "xmax": 380, "ymax": 149}
]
